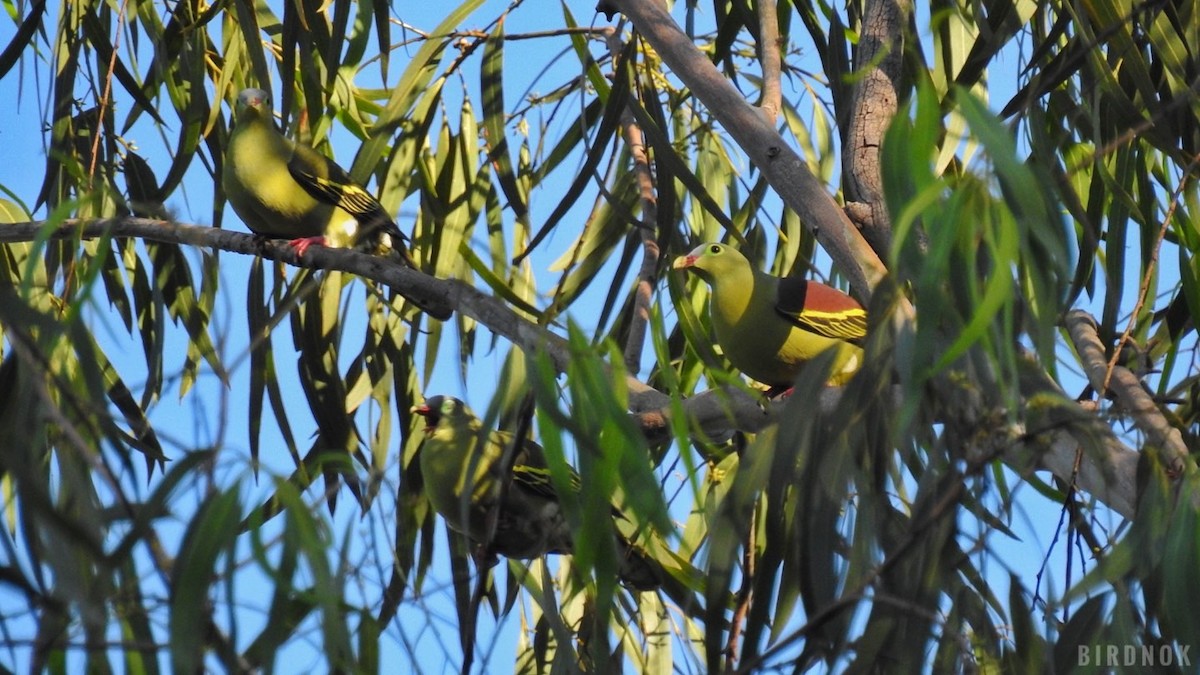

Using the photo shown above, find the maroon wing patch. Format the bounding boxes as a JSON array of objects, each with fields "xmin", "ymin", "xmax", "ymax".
[{"xmin": 775, "ymin": 277, "xmax": 867, "ymax": 343}]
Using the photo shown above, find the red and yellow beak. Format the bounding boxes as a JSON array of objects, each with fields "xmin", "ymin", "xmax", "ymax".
[
  {"xmin": 671, "ymin": 255, "xmax": 697, "ymax": 270},
  {"xmin": 410, "ymin": 404, "xmax": 437, "ymax": 436}
]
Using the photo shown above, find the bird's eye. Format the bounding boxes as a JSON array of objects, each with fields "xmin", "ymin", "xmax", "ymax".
[{"xmin": 709, "ymin": 244, "xmax": 721, "ymax": 254}]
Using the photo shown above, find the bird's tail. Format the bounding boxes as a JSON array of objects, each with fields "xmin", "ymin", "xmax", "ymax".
[
  {"xmin": 615, "ymin": 532, "xmax": 706, "ymax": 619},
  {"xmin": 616, "ymin": 536, "xmax": 665, "ymax": 591},
  {"xmin": 365, "ymin": 216, "xmax": 416, "ymax": 268}
]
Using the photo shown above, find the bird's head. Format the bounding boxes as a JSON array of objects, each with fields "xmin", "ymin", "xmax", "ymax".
[
  {"xmin": 671, "ymin": 243, "xmax": 750, "ymax": 285},
  {"xmin": 234, "ymin": 88, "xmax": 273, "ymax": 122},
  {"xmin": 411, "ymin": 396, "xmax": 473, "ymax": 436}
]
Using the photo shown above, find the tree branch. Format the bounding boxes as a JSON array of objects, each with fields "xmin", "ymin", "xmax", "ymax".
[
  {"xmin": 2, "ymin": 217, "xmax": 671, "ymax": 407},
  {"xmin": 607, "ymin": 0, "xmax": 887, "ymax": 300},
  {"xmin": 756, "ymin": 0, "xmax": 782, "ymax": 123},
  {"xmin": 637, "ymin": 377, "xmax": 1145, "ymax": 519},
  {"xmin": 2, "ymin": 218, "xmax": 456, "ymax": 319},
  {"xmin": 634, "ymin": 385, "xmax": 792, "ymax": 445},
  {"xmin": 607, "ymin": 31, "xmax": 660, "ymax": 376},
  {"xmin": 842, "ymin": 0, "xmax": 909, "ymax": 258},
  {"xmin": 1065, "ymin": 309, "xmax": 1190, "ymax": 476},
  {"xmin": 1026, "ymin": 418, "xmax": 1140, "ymax": 519}
]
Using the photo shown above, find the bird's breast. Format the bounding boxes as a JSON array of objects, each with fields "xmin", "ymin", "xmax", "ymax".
[{"xmin": 225, "ymin": 125, "xmax": 335, "ymax": 237}]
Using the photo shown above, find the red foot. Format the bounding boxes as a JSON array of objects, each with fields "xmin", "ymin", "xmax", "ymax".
[
  {"xmin": 765, "ymin": 386, "xmax": 794, "ymax": 400},
  {"xmin": 288, "ymin": 235, "xmax": 326, "ymax": 257}
]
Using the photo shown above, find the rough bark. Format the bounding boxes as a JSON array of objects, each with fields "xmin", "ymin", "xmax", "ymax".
[{"xmin": 843, "ymin": 0, "xmax": 910, "ymax": 258}]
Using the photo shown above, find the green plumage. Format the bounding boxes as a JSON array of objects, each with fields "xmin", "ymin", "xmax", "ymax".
[
  {"xmin": 673, "ymin": 243, "xmax": 866, "ymax": 388},
  {"xmin": 223, "ymin": 88, "xmax": 411, "ymax": 260},
  {"xmin": 413, "ymin": 396, "xmax": 662, "ymax": 590}
]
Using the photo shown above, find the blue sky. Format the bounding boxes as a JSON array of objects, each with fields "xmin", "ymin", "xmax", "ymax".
[
  {"xmin": 0, "ymin": 0, "xmax": 1182, "ymax": 671},
  {"xmin": 0, "ymin": 2, "xmax": 662, "ymax": 670}
]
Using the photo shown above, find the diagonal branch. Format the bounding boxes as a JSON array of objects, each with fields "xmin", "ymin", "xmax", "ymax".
[
  {"xmin": 1066, "ymin": 309, "xmax": 1189, "ymax": 477},
  {"xmin": 605, "ymin": 0, "xmax": 887, "ymax": 300}
]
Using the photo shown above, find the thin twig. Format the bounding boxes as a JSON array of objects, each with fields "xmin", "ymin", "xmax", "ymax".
[
  {"xmin": 1103, "ymin": 154, "xmax": 1199, "ymax": 393},
  {"xmin": 88, "ymin": 0, "xmax": 131, "ymax": 182},
  {"xmin": 738, "ymin": 468, "xmax": 970, "ymax": 673},
  {"xmin": 725, "ymin": 501, "xmax": 757, "ymax": 670},
  {"xmin": 605, "ymin": 30, "xmax": 661, "ymax": 375},
  {"xmin": 756, "ymin": 0, "xmax": 782, "ymax": 122}
]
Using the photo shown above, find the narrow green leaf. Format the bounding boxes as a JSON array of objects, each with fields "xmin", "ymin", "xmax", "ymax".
[
  {"xmin": 1053, "ymin": 593, "xmax": 1108, "ymax": 673},
  {"xmin": 351, "ymin": 0, "xmax": 486, "ymax": 182},
  {"xmin": 481, "ymin": 21, "xmax": 527, "ymax": 218},
  {"xmin": 0, "ymin": 0, "xmax": 45, "ymax": 82},
  {"xmin": 515, "ymin": 61, "xmax": 629, "ymax": 263},
  {"xmin": 170, "ymin": 486, "xmax": 242, "ymax": 675}
]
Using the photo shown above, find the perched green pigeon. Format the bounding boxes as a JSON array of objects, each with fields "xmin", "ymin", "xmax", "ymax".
[
  {"xmin": 223, "ymin": 88, "xmax": 412, "ymax": 262},
  {"xmin": 412, "ymin": 395, "xmax": 663, "ymax": 590},
  {"xmin": 673, "ymin": 243, "xmax": 867, "ymax": 390}
]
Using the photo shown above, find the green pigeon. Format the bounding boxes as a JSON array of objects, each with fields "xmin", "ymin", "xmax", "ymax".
[
  {"xmin": 412, "ymin": 395, "xmax": 663, "ymax": 590},
  {"xmin": 223, "ymin": 88, "xmax": 412, "ymax": 263},
  {"xmin": 673, "ymin": 242, "xmax": 867, "ymax": 390}
]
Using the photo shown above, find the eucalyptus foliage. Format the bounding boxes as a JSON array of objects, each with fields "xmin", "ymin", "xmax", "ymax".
[{"xmin": 1, "ymin": 0, "xmax": 1198, "ymax": 672}]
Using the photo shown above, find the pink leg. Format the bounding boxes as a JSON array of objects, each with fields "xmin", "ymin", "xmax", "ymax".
[
  {"xmin": 288, "ymin": 235, "xmax": 326, "ymax": 257},
  {"xmin": 765, "ymin": 385, "xmax": 794, "ymax": 400}
]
